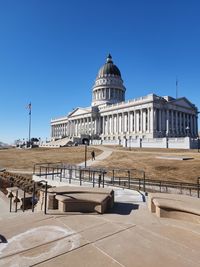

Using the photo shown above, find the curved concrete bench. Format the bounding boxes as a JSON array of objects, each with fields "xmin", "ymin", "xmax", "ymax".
[
  {"xmin": 55, "ymin": 193, "xmax": 109, "ymax": 214},
  {"xmin": 48, "ymin": 186, "xmax": 113, "ymax": 195},
  {"xmin": 47, "ymin": 186, "xmax": 114, "ymax": 211},
  {"xmin": 148, "ymin": 193, "xmax": 200, "ymax": 223},
  {"xmin": 36, "ymin": 186, "xmax": 114, "ymax": 213}
]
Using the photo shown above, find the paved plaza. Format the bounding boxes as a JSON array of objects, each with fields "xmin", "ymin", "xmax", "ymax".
[{"xmin": 0, "ymin": 183, "xmax": 200, "ymax": 267}]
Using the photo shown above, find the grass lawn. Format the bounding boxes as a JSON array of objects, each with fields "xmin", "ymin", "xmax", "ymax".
[
  {"xmin": 0, "ymin": 146, "xmax": 102, "ymax": 171},
  {"xmin": 1, "ymin": 146, "xmax": 200, "ymax": 183}
]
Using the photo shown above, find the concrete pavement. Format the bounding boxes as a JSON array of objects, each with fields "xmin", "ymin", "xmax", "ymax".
[
  {"xmin": 0, "ymin": 185, "xmax": 200, "ymax": 267},
  {"xmin": 78, "ymin": 146, "xmax": 113, "ymax": 167}
]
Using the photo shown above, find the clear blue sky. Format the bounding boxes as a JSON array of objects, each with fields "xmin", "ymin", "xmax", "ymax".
[{"xmin": 0, "ymin": 0, "xmax": 200, "ymax": 144}]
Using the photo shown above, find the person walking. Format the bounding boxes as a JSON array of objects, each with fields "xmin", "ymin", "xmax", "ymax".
[{"xmin": 91, "ymin": 150, "xmax": 95, "ymax": 160}]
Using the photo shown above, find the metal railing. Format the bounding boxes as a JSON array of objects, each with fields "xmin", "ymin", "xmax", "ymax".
[{"xmin": 33, "ymin": 163, "xmax": 200, "ymax": 198}]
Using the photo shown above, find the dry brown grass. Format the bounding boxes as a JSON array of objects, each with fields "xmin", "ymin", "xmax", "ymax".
[
  {"xmin": 1, "ymin": 146, "xmax": 200, "ymax": 183},
  {"xmin": 0, "ymin": 146, "xmax": 102, "ymax": 171},
  {"xmin": 92, "ymin": 147, "xmax": 200, "ymax": 183}
]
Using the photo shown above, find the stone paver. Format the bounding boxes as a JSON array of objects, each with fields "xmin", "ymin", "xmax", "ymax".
[{"xmin": 0, "ymin": 186, "xmax": 200, "ymax": 267}]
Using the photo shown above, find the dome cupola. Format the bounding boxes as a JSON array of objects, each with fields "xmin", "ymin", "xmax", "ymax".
[
  {"xmin": 92, "ymin": 54, "xmax": 126, "ymax": 107},
  {"xmin": 98, "ymin": 54, "xmax": 121, "ymax": 77}
]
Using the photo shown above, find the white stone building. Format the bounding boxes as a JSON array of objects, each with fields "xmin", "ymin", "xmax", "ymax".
[{"xmin": 50, "ymin": 55, "xmax": 198, "ymax": 149}]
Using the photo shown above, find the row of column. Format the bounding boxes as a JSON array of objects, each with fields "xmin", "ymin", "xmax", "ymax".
[
  {"xmin": 101, "ymin": 108, "xmax": 153, "ymax": 136},
  {"xmin": 93, "ymin": 88, "xmax": 124, "ymax": 101},
  {"xmin": 156, "ymin": 109, "xmax": 198, "ymax": 136},
  {"xmin": 52, "ymin": 123, "xmax": 68, "ymax": 138},
  {"xmin": 52, "ymin": 117, "xmax": 98, "ymax": 138},
  {"xmin": 51, "ymin": 108, "xmax": 198, "ymax": 139}
]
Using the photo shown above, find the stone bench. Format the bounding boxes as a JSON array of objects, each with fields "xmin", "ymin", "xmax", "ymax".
[
  {"xmin": 55, "ymin": 193, "xmax": 110, "ymax": 214},
  {"xmin": 148, "ymin": 193, "xmax": 200, "ymax": 223},
  {"xmin": 47, "ymin": 186, "xmax": 114, "ymax": 211}
]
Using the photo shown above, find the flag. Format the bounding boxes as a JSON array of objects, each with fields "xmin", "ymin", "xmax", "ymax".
[{"xmin": 26, "ymin": 102, "xmax": 32, "ymax": 115}]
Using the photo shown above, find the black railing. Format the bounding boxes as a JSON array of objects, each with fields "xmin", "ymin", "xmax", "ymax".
[{"xmin": 33, "ymin": 163, "xmax": 200, "ymax": 198}]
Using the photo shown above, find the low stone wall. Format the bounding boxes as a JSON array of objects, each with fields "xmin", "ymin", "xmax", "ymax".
[
  {"xmin": 92, "ymin": 137, "xmax": 198, "ymax": 149},
  {"xmin": 123, "ymin": 137, "xmax": 198, "ymax": 149}
]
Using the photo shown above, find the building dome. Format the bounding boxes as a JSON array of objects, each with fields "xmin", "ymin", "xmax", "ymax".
[
  {"xmin": 97, "ymin": 54, "xmax": 121, "ymax": 77},
  {"xmin": 92, "ymin": 54, "xmax": 126, "ymax": 107}
]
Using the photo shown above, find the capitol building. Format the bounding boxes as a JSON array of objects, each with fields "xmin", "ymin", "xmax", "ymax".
[{"xmin": 50, "ymin": 55, "xmax": 198, "ymax": 149}]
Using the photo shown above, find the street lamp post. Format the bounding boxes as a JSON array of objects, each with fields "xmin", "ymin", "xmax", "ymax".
[
  {"xmin": 84, "ymin": 142, "xmax": 87, "ymax": 168},
  {"xmin": 166, "ymin": 133, "xmax": 169, "ymax": 149},
  {"xmin": 186, "ymin": 126, "xmax": 190, "ymax": 137}
]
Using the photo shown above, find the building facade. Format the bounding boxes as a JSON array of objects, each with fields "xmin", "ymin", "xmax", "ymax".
[{"xmin": 50, "ymin": 55, "xmax": 198, "ymax": 148}]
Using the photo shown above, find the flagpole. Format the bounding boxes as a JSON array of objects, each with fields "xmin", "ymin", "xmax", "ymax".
[{"xmin": 28, "ymin": 102, "xmax": 31, "ymax": 147}]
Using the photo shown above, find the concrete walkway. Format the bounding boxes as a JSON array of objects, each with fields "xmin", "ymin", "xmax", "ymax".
[{"xmin": 78, "ymin": 146, "xmax": 113, "ymax": 167}]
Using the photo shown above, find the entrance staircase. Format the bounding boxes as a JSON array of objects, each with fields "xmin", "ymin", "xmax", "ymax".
[{"xmin": 40, "ymin": 137, "xmax": 73, "ymax": 148}]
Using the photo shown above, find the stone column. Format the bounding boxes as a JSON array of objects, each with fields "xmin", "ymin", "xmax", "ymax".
[
  {"xmin": 161, "ymin": 110, "xmax": 165, "ymax": 133},
  {"xmin": 72, "ymin": 120, "xmax": 75, "ymax": 136},
  {"xmin": 68, "ymin": 121, "xmax": 71, "ymax": 136},
  {"xmin": 183, "ymin": 113, "xmax": 186, "ymax": 135},
  {"xmin": 171, "ymin": 110, "xmax": 174, "ymax": 134},
  {"xmin": 122, "ymin": 113, "xmax": 124, "ymax": 133},
  {"xmin": 74, "ymin": 121, "xmax": 76, "ymax": 136},
  {"xmin": 130, "ymin": 112, "xmax": 133, "ymax": 133},
  {"xmin": 148, "ymin": 108, "xmax": 151, "ymax": 133},
  {"xmin": 94, "ymin": 118, "xmax": 97, "ymax": 135},
  {"xmin": 190, "ymin": 114, "xmax": 194, "ymax": 136},
  {"xmin": 107, "ymin": 115, "xmax": 110, "ymax": 135},
  {"xmin": 118, "ymin": 114, "xmax": 121, "ymax": 133},
  {"xmin": 116, "ymin": 114, "xmax": 119, "ymax": 134},
  {"xmin": 193, "ymin": 115, "xmax": 195, "ymax": 136},
  {"xmin": 180, "ymin": 112, "xmax": 182, "ymax": 135},
  {"xmin": 112, "ymin": 115, "xmax": 114, "ymax": 135},
  {"xmin": 125, "ymin": 112, "xmax": 127, "ymax": 133},
  {"xmin": 195, "ymin": 115, "xmax": 198, "ymax": 136},
  {"xmin": 175, "ymin": 111, "xmax": 178, "ymax": 135},
  {"xmin": 166, "ymin": 110, "xmax": 169, "ymax": 135},
  {"xmin": 145, "ymin": 109, "xmax": 148, "ymax": 132},
  {"xmin": 153, "ymin": 108, "xmax": 157, "ymax": 134},
  {"xmin": 142, "ymin": 109, "xmax": 145, "ymax": 133},
  {"xmin": 105, "ymin": 116, "xmax": 107, "ymax": 135},
  {"xmin": 51, "ymin": 126, "xmax": 53, "ymax": 138},
  {"xmin": 134, "ymin": 111, "xmax": 136, "ymax": 133},
  {"xmin": 83, "ymin": 118, "xmax": 85, "ymax": 134},
  {"xmin": 127, "ymin": 112, "xmax": 130, "ymax": 133},
  {"xmin": 140, "ymin": 110, "xmax": 143, "ymax": 132},
  {"xmin": 159, "ymin": 109, "xmax": 162, "ymax": 132},
  {"xmin": 136, "ymin": 111, "xmax": 140, "ymax": 133},
  {"xmin": 102, "ymin": 116, "xmax": 105, "ymax": 135}
]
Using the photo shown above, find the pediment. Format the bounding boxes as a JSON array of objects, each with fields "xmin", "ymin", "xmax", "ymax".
[
  {"xmin": 68, "ymin": 107, "xmax": 91, "ymax": 117},
  {"xmin": 171, "ymin": 98, "xmax": 196, "ymax": 109}
]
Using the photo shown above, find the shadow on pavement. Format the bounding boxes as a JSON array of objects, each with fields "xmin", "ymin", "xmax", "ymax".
[{"xmin": 109, "ymin": 202, "xmax": 139, "ymax": 215}]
